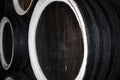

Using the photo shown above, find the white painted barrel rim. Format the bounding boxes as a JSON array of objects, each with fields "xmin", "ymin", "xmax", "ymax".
[
  {"xmin": 0, "ymin": 17, "xmax": 14, "ymax": 70},
  {"xmin": 5, "ymin": 77, "xmax": 14, "ymax": 80},
  {"xmin": 28, "ymin": 0, "xmax": 88, "ymax": 80},
  {"xmin": 12, "ymin": 0, "xmax": 33, "ymax": 15}
]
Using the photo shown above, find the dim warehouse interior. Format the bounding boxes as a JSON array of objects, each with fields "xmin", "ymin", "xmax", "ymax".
[{"xmin": 0, "ymin": 0, "xmax": 120, "ymax": 80}]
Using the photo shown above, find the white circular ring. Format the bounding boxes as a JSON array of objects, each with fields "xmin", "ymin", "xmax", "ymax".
[
  {"xmin": 28, "ymin": 0, "xmax": 88, "ymax": 80},
  {"xmin": 5, "ymin": 77, "xmax": 14, "ymax": 80},
  {"xmin": 12, "ymin": 0, "xmax": 33, "ymax": 15},
  {"xmin": 0, "ymin": 17, "xmax": 14, "ymax": 70}
]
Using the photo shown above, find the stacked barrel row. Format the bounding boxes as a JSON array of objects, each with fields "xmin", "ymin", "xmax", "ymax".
[
  {"xmin": 0, "ymin": 0, "xmax": 120, "ymax": 80},
  {"xmin": 0, "ymin": 0, "xmax": 37, "ymax": 80}
]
